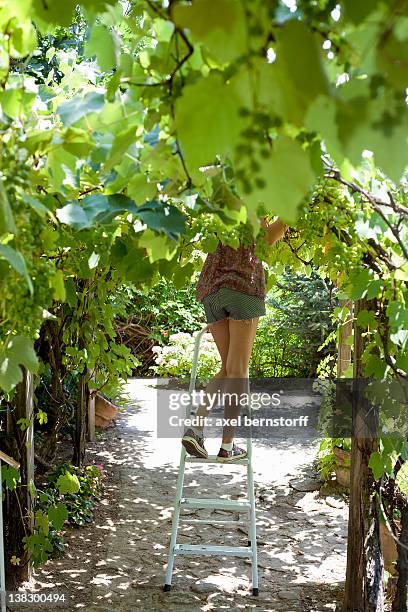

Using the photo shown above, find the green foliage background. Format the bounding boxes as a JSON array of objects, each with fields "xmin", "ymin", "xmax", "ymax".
[
  {"xmin": 0, "ymin": 0, "xmax": 407, "ymax": 578},
  {"xmin": 0, "ymin": 0, "xmax": 406, "ymax": 393}
]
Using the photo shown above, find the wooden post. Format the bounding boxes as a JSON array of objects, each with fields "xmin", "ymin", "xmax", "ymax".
[
  {"xmin": 343, "ymin": 297, "xmax": 384, "ymax": 611},
  {"xmin": 0, "ymin": 452, "xmax": 20, "ymax": 612},
  {"xmin": 337, "ymin": 298, "xmax": 353, "ymax": 377},
  {"xmin": 87, "ymin": 391, "xmax": 95, "ymax": 442},
  {"xmin": 3, "ymin": 369, "xmax": 35, "ymax": 589},
  {"xmin": 0, "ymin": 457, "xmax": 5, "ymax": 612},
  {"xmin": 72, "ymin": 372, "xmax": 87, "ymax": 467},
  {"xmin": 87, "ymin": 371, "xmax": 95, "ymax": 443},
  {"xmin": 72, "ymin": 311, "xmax": 89, "ymax": 467}
]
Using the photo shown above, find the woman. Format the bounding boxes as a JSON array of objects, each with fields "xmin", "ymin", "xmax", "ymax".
[{"xmin": 182, "ymin": 216, "xmax": 289, "ymax": 461}]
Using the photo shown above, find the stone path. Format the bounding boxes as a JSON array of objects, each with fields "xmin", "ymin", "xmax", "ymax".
[{"xmin": 19, "ymin": 378, "xmax": 348, "ymax": 611}]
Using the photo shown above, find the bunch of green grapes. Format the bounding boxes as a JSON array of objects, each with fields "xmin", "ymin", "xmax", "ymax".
[
  {"xmin": 253, "ymin": 227, "xmax": 271, "ymax": 262},
  {"xmin": 3, "ymin": 256, "xmax": 56, "ymax": 338},
  {"xmin": 0, "ymin": 144, "xmax": 32, "ymax": 203},
  {"xmin": 233, "ymin": 220, "xmax": 257, "ymax": 247},
  {"xmin": 0, "ymin": 178, "xmax": 56, "ymax": 339},
  {"xmin": 190, "ymin": 213, "xmax": 236, "ymax": 251}
]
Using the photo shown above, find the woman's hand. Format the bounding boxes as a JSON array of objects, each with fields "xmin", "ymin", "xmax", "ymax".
[{"xmin": 260, "ymin": 216, "xmax": 289, "ymax": 246}]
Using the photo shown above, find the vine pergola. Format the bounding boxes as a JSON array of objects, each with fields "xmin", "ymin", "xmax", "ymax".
[{"xmin": 0, "ymin": 0, "xmax": 407, "ymax": 610}]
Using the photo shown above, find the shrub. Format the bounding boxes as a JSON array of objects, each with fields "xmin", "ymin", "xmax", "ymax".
[
  {"xmin": 44, "ymin": 462, "xmax": 105, "ymax": 527},
  {"xmin": 250, "ymin": 267, "xmax": 336, "ymax": 377},
  {"xmin": 150, "ymin": 331, "xmax": 220, "ymax": 379},
  {"xmin": 317, "ymin": 437, "xmax": 352, "ymax": 482},
  {"xmin": 28, "ymin": 461, "xmax": 106, "ymax": 565},
  {"xmin": 114, "ymin": 277, "xmax": 206, "ymax": 374}
]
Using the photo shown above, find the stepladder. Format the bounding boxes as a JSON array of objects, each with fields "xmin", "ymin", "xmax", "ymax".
[{"xmin": 163, "ymin": 325, "xmax": 259, "ymax": 596}]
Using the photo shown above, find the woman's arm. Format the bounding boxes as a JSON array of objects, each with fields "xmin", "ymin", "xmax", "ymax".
[{"xmin": 260, "ymin": 216, "xmax": 289, "ymax": 246}]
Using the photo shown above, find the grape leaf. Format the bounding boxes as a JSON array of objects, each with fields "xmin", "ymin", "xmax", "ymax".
[
  {"xmin": 34, "ymin": 509, "xmax": 49, "ymax": 536},
  {"xmin": 272, "ymin": 19, "xmax": 330, "ymax": 125},
  {"xmin": 401, "ymin": 442, "xmax": 408, "ymax": 461},
  {"xmin": 57, "ymin": 92, "xmax": 105, "ymax": 127},
  {"xmin": 356, "ymin": 309, "xmax": 377, "ymax": 327},
  {"xmin": 47, "ymin": 147, "xmax": 78, "ymax": 192},
  {"xmin": 120, "ymin": 248, "xmax": 156, "ymax": 283},
  {"xmin": 387, "ymin": 301, "xmax": 408, "ymax": 329},
  {"xmin": 0, "ymin": 359, "xmax": 22, "ymax": 393},
  {"xmin": 0, "ymin": 182, "xmax": 17, "ymax": 236},
  {"xmin": 345, "ymin": 268, "xmax": 371, "ymax": 300},
  {"xmin": 7, "ymin": 336, "xmax": 39, "ymax": 373},
  {"xmin": 1, "ymin": 465, "xmax": 21, "ymax": 490},
  {"xmin": 127, "ymin": 174, "xmax": 157, "ymax": 203},
  {"xmin": 336, "ymin": 79, "xmax": 408, "ymax": 182},
  {"xmin": 173, "ymin": 0, "xmax": 247, "ymax": 63},
  {"xmin": 343, "ymin": 0, "xmax": 381, "ymax": 24},
  {"xmin": 48, "ymin": 502, "xmax": 68, "ymax": 531},
  {"xmin": 364, "ymin": 354, "xmax": 386, "ymax": 377},
  {"xmin": 56, "ymin": 195, "xmax": 186, "ymax": 237},
  {"xmin": 172, "ymin": 262, "xmax": 195, "ymax": 289},
  {"xmin": 136, "ymin": 201, "xmax": 186, "ymax": 239},
  {"xmin": 49, "ymin": 270, "xmax": 66, "ymax": 301},
  {"xmin": 0, "ymin": 335, "xmax": 39, "ymax": 392},
  {"xmin": 368, "ymin": 451, "xmax": 385, "ymax": 480},
  {"xmin": 85, "ymin": 24, "xmax": 119, "ymax": 72},
  {"xmin": 56, "ymin": 471, "xmax": 80, "ymax": 494},
  {"xmin": 138, "ymin": 229, "xmax": 178, "ymax": 262},
  {"xmin": 102, "ymin": 123, "xmax": 139, "ymax": 173},
  {"xmin": 305, "ymin": 94, "xmax": 343, "ymax": 164},
  {"xmin": 175, "ymin": 71, "xmax": 244, "ymax": 170},
  {"xmin": 10, "ymin": 20, "xmax": 37, "ymax": 57},
  {"xmin": 62, "ymin": 127, "xmax": 94, "ymax": 157},
  {"xmin": 0, "ymin": 245, "xmax": 33, "ymax": 294},
  {"xmin": 153, "ymin": 18, "xmax": 175, "ymax": 43},
  {"xmin": 32, "ymin": 0, "xmax": 78, "ymax": 28},
  {"xmin": 395, "ymin": 351, "xmax": 408, "ymax": 374},
  {"xmin": 56, "ymin": 203, "xmax": 90, "ymax": 229},
  {"xmin": 238, "ymin": 135, "xmax": 316, "ymax": 223},
  {"xmin": 20, "ymin": 193, "xmax": 56, "ymax": 221}
]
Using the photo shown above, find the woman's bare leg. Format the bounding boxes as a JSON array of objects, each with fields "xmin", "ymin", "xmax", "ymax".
[
  {"xmin": 195, "ymin": 318, "xmax": 229, "ymax": 421},
  {"xmin": 208, "ymin": 318, "xmax": 230, "ymax": 375},
  {"xmin": 222, "ymin": 318, "xmax": 259, "ymax": 443}
]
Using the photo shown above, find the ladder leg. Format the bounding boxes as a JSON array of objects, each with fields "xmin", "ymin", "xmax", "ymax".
[
  {"xmin": 163, "ymin": 447, "xmax": 187, "ymax": 591},
  {"xmin": 247, "ymin": 453, "xmax": 259, "ymax": 596},
  {"xmin": 164, "ymin": 325, "xmax": 208, "ymax": 591},
  {"xmin": 245, "ymin": 381, "xmax": 259, "ymax": 596}
]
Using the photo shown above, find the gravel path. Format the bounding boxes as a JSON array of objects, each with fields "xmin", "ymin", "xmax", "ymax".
[{"xmin": 17, "ymin": 378, "xmax": 347, "ymax": 611}]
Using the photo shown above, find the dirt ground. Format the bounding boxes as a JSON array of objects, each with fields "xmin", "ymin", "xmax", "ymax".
[{"xmin": 9, "ymin": 378, "xmax": 350, "ymax": 612}]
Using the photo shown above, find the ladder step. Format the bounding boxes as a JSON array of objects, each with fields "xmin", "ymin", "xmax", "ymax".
[
  {"xmin": 180, "ymin": 497, "xmax": 250, "ymax": 512},
  {"xmin": 180, "ymin": 518, "xmax": 247, "ymax": 526},
  {"xmin": 174, "ymin": 544, "xmax": 252, "ymax": 557},
  {"xmin": 186, "ymin": 455, "xmax": 248, "ymax": 465}
]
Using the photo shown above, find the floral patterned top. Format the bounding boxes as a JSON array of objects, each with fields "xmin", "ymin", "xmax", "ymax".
[{"xmin": 195, "ymin": 240, "xmax": 266, "ymax": 302}]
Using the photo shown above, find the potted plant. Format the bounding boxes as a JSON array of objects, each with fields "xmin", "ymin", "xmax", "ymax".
[
  {"xmin": 333, "ymin": 440, "xmax": 351, "ymax": 487},
  {"xmin": 94, "ymin": 393, "xmax": 119, "ymax": 428},
  {"xmin": 317, "ymin": 437, "xmax": 351, "ymax": 486}
]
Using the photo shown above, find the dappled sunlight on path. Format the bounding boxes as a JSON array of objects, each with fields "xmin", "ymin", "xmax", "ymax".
[{"xmin": 16, "ymin": 378, "xmax": 346, "ymax": 611}]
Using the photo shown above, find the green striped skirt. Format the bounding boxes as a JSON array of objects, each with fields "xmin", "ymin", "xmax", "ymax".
[{"xmin": 202, "ymin": 287, "xmax": 266, "ymax": 323}]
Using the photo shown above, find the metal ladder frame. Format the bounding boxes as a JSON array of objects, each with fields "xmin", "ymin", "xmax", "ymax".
[{"xmin": 163, "ymin": 325, "xmax": 259, "ymax": 596}]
